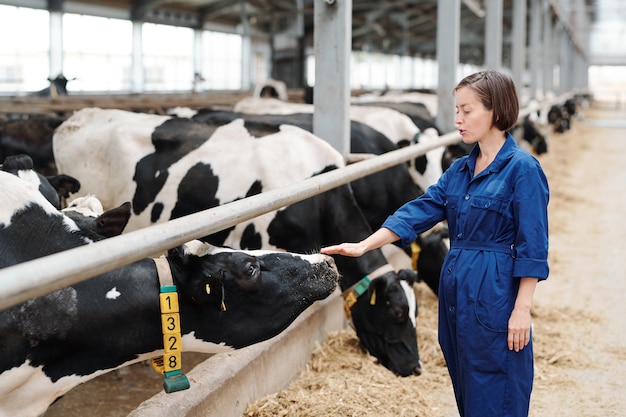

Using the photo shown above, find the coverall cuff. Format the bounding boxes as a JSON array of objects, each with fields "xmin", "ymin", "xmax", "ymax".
[
  {"xmin": 381, "ymin": 217, "xmax": 417, "ymax": 248},
  {"xmin": 513, "ymin": 258, "xmax": 549, "ymax": 280}
]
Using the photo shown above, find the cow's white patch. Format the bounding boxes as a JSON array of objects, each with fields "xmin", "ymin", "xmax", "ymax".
[
  {"xmin": 63, "ymin": 195, "xmax": 104, "ymax": 218},
  {"xmin": 182, "ymin": 332, "xmax": 235, "ymax": 353},
  {"xmin": 0, "ymin": 172, "xmax": 59, "ymax": 226},
  {"xmin": 183, "ymin": 240, "xmax": 325, "ymax": 266},
  {"xmin": 400, "ymin": 280, "xmax": 417, "ymax": 328},
  {"xmin": 106, "ymin": 287, "xmax": 121, "ymax": 300},
  {"xmin": 0, "ymin": 361, "xmax": 90, "ymax": 417}
]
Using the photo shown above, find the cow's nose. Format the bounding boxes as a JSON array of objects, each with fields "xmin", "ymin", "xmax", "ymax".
[
  {"xmin": 323, "ymin": 255, "xmax": 337, "ymax": 271},
  {"xmin": 413, "ymin": 360, "xmax": 423, "ymax": 376}
]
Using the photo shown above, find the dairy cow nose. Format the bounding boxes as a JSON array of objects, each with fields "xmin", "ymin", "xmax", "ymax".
[{"xmin": 323, "ymin": 255, "xmax": 337, "ymax": 271}]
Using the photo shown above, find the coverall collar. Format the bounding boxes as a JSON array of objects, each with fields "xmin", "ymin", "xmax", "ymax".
[{"xmin": 459, "ymin": 133, "xmax": 518, "ymax": 178}]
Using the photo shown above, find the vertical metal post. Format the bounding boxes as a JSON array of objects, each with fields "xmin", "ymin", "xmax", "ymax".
[
  {"xmin": 529, "ymin": 0, "xmax": 542, "ymax": 100},
  {"xmin": 574, "ymin": 0, "xmax": 590, "ymax": 90},
  {"xmin": 542, "ymin": 0, "xmax": 553, "ymax": 96},
  {"xmin": 240, "ymin": 0, "xmax": 252, "ymax": 91},
  {"xmin": 48, "ymin": 3, "xmax": 63, "ymax": 78},
  {"xmin": 511, "ymin": 0, "xmax": 527, "ymax": 99},
  {"xmin": 484, "ymin": 0, "xmax": 503, "ymax": 70},
  {"xmin": 193, "ymin": 29, "xmax": 203, "ymax": 91},
  {"xmin": 552, "ymin": 21, "xmax": 561, "ymax": 92},
  {"xmin": 313, "ymin": 0, "xmax": 352, "ymax": 157},
  {"xmin": 559, "ymin": 29, "xmax": 572, "ymax": 93},
  {"xmin": 131, "ymin": 21, "xmax": 144, "ymax": 93},
  {"xmin": 436, "ymin": 0, "xmax": 460, "ymax": 133}
]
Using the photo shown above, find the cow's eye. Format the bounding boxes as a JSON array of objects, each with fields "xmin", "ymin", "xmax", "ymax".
[
  {"xmin": 245, "ymin": 261, "xmax": 260, "ymax": 279},
  {"xmin": 235, "ymin": 260, "xmax": 261, "ymax": 291}
]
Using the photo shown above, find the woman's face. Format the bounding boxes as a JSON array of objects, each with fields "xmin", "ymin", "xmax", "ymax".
[{"xmin": 454, "ymin": 86, "xmax": 494, "ymax": 144}]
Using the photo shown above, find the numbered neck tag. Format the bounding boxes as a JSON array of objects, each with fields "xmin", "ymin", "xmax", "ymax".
[{"xmin": 150, "ymin": 284, "xmax": 190, "ymax": 393}]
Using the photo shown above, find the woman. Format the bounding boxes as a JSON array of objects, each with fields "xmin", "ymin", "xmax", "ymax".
[{"xmin": 322, "ymin": 70, "xmax": 549, "ymax": 417}]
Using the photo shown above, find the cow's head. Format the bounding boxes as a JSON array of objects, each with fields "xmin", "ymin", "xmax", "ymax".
[
  {"xmin": 168, "ymin": 241, "xmax": 340, "ymax": 348},
  {"xmin": 349, "ymin": 269, "xmax": 422, "ymax": 377},
  {"xmin": 47, "ymin": 74, "xmax": 76, "ymax": 97},
  {"xmin": 62, "ymin": 196, "xmax": 132, "ymax": 239},
  {"xmin": 2, "ymin": 154, "xmax": 80, "ymax": 209},
  {"xmin": 404, "ymin": 225, "xmax": 449, "ymax": 295}
]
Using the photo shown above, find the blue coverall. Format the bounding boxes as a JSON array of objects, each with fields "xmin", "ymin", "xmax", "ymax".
[{"xmin": 382, "ymin": 134, "xmax": 549, "ymax": 417}]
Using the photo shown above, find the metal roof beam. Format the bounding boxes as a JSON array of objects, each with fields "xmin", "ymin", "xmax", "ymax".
[
  {"xmin": 131, "ymin": 0, "xmax": 168, "ymax": 21},
  {"xmin": 462, "ymin": 0, "xmax": 486, "ymax": 18}
]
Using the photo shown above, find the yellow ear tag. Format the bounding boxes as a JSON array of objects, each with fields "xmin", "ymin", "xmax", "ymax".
[
  {"xmin": 370, "ymin": 289, "xmax": 377, "ymax": 305},
  {"xmin": 206, "ymin": 284, "xmax": 211, "ymax": 294},
  {"xmin": 411, "ymin": 241, "xmax": 422, "ymax": 271},
  {"xmin": 220, "ymin": 301, "xmax": 227, "ymax": 312}
]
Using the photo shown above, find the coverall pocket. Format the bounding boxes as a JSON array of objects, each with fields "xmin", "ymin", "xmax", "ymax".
[{"xmin": 474, "ymin": 253, "xmax": 515, "ymax": 333}]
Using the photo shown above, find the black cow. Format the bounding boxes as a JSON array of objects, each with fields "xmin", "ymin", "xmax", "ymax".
[
  {"xmin": 0, "ymin": 170, "xmax": 339, "ymax": 417},
  {"xmin": 53, "ymin": 107, "xmax": 427, "ymax": 377},
  {"xmin": 0, "ymin": 114, "xmax": 65, "ymax": 176}
]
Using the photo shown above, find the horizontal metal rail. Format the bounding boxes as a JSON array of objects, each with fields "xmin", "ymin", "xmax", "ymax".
[{"xmin": 0, "ymin": 92, "xmax": 575, "ymax": 311}]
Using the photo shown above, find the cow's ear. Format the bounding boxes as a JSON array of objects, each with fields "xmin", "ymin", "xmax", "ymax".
[
  {"xmin": 368, "ymin": 277, "xmax": 388, "ymax": 305},
  {"xmin": 47, "ymin": 174, "xmax": 81, "ymax": 198},
  {"xmin": 396, "ymin": 139, "xmax": 411, "ymax": 149},
  {"xmin": 398, "ymin": 268, "xmax": 418, "ymax": 286},
  {"xmin": 2, "ymin": 154, "xmax": 35, "ymax": 171},
  {"xmin": 168, "ymin": 245, "xmax": 191, "ymax": 268}
]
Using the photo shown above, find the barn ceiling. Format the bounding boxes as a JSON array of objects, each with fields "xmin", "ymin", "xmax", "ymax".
[
  {"xmin": 61, "ymin": 0, "xmax": 518, "ymax": 65},
  {"xmin": 5, "ymin": 0, "xmax": 611, "ymax": 65}
]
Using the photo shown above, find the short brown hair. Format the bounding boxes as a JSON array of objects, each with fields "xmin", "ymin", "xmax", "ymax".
[{"xmin": 454, "ymin": 70, "xmax": 519, "ymax": 131}]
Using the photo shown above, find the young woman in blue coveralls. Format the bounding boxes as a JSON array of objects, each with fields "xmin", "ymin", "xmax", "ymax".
[{"xmin": 322, "ymin": 70, "xmax": 549, "ymax": 417}]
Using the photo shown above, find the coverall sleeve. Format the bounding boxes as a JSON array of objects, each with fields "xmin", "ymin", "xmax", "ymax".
[
  {"xmin": 512, "ymin": 157, "xmax": 550, "ymax": 280},
  {"xmin": 382, "ymin": 165, "xmax": 452, "ymax": 247}
]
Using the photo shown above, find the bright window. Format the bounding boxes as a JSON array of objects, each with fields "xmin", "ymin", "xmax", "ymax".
[
  {"xmin": 143, "ymin": 23, "xmax": 195, "ymax": 91},
  {"xmin": 202, "ymin": 31, "xmax": 242, "ymax": 90},
  {"xmin": 0, "ymin": 6, "xmax": 49, "ymax": 94},
  {"xmin": 63, "ymin": 14, "xmax": 133, "ymax": 92}
]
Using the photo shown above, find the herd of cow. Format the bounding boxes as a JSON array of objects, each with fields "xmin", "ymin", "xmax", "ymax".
[{"xmin": 0, "ymin": 86, "xmax": 580, "ymax": 417}]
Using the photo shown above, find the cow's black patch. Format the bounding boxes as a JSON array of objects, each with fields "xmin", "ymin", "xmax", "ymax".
[
  {"xmin": 151, "ymin": 202, "xmax": 164, "ymax": 223},
  {"xmin": 245, "ymin": 179, "xmax": 262, "ymax": 197},
  {"xmin": 133, "ymin": 119, "xmax": 219, "ymax": 214},
  {"xmin": 0, "ymin": 204, "xmax": 88, "ymax": 267},
  {"xmin": 240, "ymin": 223, "xmax": 262, "ymax": 250}
]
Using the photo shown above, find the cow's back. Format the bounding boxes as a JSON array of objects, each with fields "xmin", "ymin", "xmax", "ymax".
[
  {"xmin": 53, "ymin": 109, "xmax": 345, "ymax": 235},
  {"xmin": 53, "ymin": 108, "xmax": 171, "ymax": 209}
]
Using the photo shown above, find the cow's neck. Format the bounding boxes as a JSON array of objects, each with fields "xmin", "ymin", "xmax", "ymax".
[
  {"xmin": 334, "ymin": 248, "xmax": 393, "ymax": 290},
  {"xmin": 154, "ymin": 255, "xmax": 174, "ymax": 286}
]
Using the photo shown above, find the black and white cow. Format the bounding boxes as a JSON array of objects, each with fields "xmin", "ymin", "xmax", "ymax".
[
  {"xmin": 546, "ymin": 98, "xmax": 578, "ymax": 134},
  {"xmin": 516, "ymin": 114, "xmax": 548, "ymax": 155},
  {"xmin": 2, "ymin": 154, "xmax": 130, "ymax": 238},
  {"xmin": 0, "ymin": 170, "xmax": 339, "ymax": 417},
  {"xmin": 231, "ymin": 96, "xmax": 445, "ymax": 190},
  {"xmin": 53, "ymin": 107, "xmax": 425, "ymax": 377},
  {"xmin": 34, "ymin": 74, "xmax": 75, "ymax": 98},
  {"xmin": 188, "ymin": 109, "xmax": 448, "ymax": 293},
  {"xmin": 2, "ymin": 154, "xmax": 79, "ymax": 209}
]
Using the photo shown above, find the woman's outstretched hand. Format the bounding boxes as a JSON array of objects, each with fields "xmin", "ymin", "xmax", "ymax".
[
  {"xmin": 320, "ymin": 242, "xmax": 366, "ymax": 257},
  {"xmin": 321, "ymin": 228, "xmax": 400, "ymax": 258}
]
